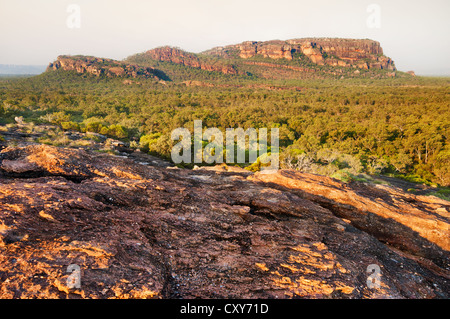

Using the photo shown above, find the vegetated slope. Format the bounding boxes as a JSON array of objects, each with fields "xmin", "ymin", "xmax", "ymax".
[{"xmin": 0, "ymin": 144, "xmax": 448, "ymax": 298}]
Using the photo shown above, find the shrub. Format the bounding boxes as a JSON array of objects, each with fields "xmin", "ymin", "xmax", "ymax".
[
  {"xmin": 139, "ymin": 133, "xmax": 162, "ymax": 153},
  {"xmin": 85, "ymin": 121, "xmax": 103, "ymax": 133},
  {"xmin": 107, "ymin": 124, "xmax": 128, "ymax": 139},
  {"xmin": 60, "ymin": 121, "xmax": 80, "ymax": 131}
]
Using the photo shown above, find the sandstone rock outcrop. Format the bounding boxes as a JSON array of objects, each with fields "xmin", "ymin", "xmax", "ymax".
[
  {"xmin": 204, "ymin": 38, "xmax": 396, "ymax": 71},
  {"xmin": 0, "ymin": 145, "xmax": 448, "ymax": 298},
  {"xmin": 47, "ymin": 56, "xmax": 162, "ymax": 79},
  {"xmin": 47, "ymin": 38, "xmax": 400, "ymax": 82},
  {"xmin": 142, "ymin": 47, "xmax": 237, "ymax": 75}
]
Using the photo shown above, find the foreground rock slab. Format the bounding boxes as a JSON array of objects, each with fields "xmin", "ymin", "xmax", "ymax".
[{"xmin": 0, "ymin": 145, "xmax": 448, "ymax": 298}]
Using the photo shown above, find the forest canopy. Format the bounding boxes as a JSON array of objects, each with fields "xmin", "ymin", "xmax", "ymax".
[{"xmin": 0, "ymin": 69, "xmax": 449, "ymax": 187}]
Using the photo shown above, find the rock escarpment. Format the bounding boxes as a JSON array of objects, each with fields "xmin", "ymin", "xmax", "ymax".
[
  {"xmin": 142, "ymin": 47, "xmax": 237, "ymax": 75},
  {"xmin": 204, "ymin": 38, "xmax": 396, "ymax": 71},
  {"xmin": 0, "ymin": 145, "xmax": 448, "ymax": 299},
  {"xmin": 46, "ymin": 38, "xmax": 402, "ymax": 81},
  {"xmin": 47, "ymin": 55, "xmax": 162, "ymax": 79}
]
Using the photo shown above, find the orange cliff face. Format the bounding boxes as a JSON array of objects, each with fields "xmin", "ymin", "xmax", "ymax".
[
  {"xmin": 47, "ymin": 55, "xmax": 161, "ymax": 79},
  {"xmin": 143, "ymin": 46, "xmax": 238, "ymax": 75},
  {"xmin": 204, "ymin": 38, "xmax": 396, "ymax": 71},
  {"xmin": 0, "ymin": 144, "xmax": 448, "ymax": 299}
]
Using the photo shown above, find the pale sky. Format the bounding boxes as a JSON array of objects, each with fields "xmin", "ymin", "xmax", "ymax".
[{"xmin": 0, "ymin": 0, "xmax": 449, "ymax": 75}]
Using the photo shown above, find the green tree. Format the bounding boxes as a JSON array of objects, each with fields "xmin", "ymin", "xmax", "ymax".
[{"xmin": 433, "ymin": 149, "xmax": 450, "ymax": 186}]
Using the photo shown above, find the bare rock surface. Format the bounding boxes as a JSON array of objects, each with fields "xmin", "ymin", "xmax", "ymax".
[{"xmin": 0, "ymin": 145, "xmax": 448, "ymax": 298}]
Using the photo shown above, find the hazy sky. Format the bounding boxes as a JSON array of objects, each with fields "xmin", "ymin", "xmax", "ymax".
[{"xmin": 0, "ymin": 0, "xmax": 449, "ymax": 75}]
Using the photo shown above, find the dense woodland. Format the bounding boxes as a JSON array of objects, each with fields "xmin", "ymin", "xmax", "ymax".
[{"xmin": 0, "ymin": 64, "xmax": 449, "ymax": 190}]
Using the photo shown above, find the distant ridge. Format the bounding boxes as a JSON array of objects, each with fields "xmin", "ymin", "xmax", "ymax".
[{"xmin": 0, "ymin": 64, "xmax": 47, "ymax": 75}]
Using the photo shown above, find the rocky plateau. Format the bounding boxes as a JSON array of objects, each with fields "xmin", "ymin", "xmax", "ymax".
[
  {"xmin": 203, "ymin": 38, "xmax": 396, "ymax": 71},
  {"xmin": 47, "ymin": 55, "xmax": 163, "ymax": 79},
  {"xmin": 45, "ymin": 38, "xmax": 402, "ymax": 82}
]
